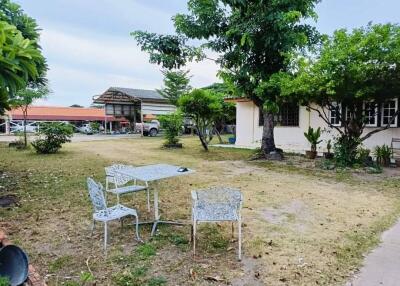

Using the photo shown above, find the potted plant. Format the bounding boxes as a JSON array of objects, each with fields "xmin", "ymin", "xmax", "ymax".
[
  {"xmin": 374, "ymin": 144, "xmax": 391, "ymax": 167},
  {"xmin": 304, "ymin": 126, "xmax": 322, "ymax": 159},
  {"xmin": 323, "ymin": 139, "xmax": 334, "ymax": 159}
]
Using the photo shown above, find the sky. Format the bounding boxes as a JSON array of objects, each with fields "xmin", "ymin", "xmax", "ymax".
[{"xmin": 14, "ymin": 0, "xmax": 400, "ymax": 107}]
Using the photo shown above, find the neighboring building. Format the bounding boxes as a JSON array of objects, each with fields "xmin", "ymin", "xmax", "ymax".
[
  {"xmin": 230, "ymin": 98, "xmax": 400, "ymax": 154},
  {"xmin": 1, "ymin": 106, "xmax": 124, "ymax": 134},
  {"xmin": 93, "ymin": 87, "xmax": 176, "ymax": 121}
]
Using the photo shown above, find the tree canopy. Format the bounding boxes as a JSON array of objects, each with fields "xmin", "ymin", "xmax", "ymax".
[
  {"xmin": 0, "ymin": 0, "xmax": 47, "ymax": 114},
  {"xmin": 280, "ymin": 23, "xmax": 400, "ymax": 164},
  {"xmin": 179, "ymin": 89, "xmax": 223, "ymax": 150},
  {"xmin": 157, "ymin": 69, "xmax": 191, "ymax": 106},
  {"xmin": 0, "ymin": 21, "xmax": 46, "ymax": 114},
  {"xmin": 132, "ymin": 0, "xmax": 320, "ymax": 157}
]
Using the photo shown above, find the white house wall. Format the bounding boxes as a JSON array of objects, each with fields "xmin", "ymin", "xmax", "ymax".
[
  {"xmin": 235, "ymin": 101, "xmax": 400, "ymax": 153},
  {"xmin": 141, "ymin": 102, "xmax": 176, "ymax": 115}
]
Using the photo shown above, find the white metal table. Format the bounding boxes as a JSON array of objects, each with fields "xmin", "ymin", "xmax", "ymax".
[{"xmin": 116, "ymin": 164, "xmax": 195, "ymax": 236}]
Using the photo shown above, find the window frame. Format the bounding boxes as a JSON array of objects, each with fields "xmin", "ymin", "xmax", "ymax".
[
  {"xmin": 276, "ymin": 103, "xmax": 300, "ymax": 127},
  {"xmin": 258, "ymin": 108, "xmax": 264, "ymax": 127},
  {"xmin": 329, "ymin": 102, "xmax": 341, "ymax": 127},
  {"xmin": 381, "ymin": 99, "xmax": 398, "ymax": 127},
  {"xmin": 363, "ymin": 101, "xmax": 378, "ymax": 128}
]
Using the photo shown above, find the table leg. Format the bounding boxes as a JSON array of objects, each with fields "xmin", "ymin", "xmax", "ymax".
[{"xmin": 149, "ymin": 182, "xmax": 189, "ymax": 237}]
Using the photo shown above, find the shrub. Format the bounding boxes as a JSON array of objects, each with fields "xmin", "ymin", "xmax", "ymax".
[
  {"xmin": 333, "ymin": 136, "xmax": 361, "ymax": 167},
  {"xmin": 356, "ymin": 147, "xmax": 373, "ymax": 166},
  {"xmin": 31, "ymin": 122, "xmax": 73, "ymax": 154},
  {"xmin": 374, "ymin": 144, "xmax": 391, "ymax": 166},
  {"xmin": 158, "ymin": 112, "xmax": 183, "ymax": 147}
]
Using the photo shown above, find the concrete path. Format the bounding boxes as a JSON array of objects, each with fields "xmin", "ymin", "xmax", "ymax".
[{"xmin": 348, "ymin": 220, "xmax": 400, "ymax": 286}]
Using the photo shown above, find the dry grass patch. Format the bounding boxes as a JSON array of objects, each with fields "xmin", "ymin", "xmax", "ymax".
[{"xmin": 0, "ymin": 136, "xmax": 399, "ymax": 285}]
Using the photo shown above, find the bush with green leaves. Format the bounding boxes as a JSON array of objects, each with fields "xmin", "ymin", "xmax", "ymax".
[
  {"xmin": 158, "ymin": 112, "xmax": 183, "ymax": 147},
  {"xmin": 31, "ymin": 122, "xmax": 73, "ymax": 154},
  {"xmin": 333, "ymin": 136, "xmax": 361, "ymax": 167},
  {"xmin": 374, "ymin": 144, "xmax": 392, "ymax": 166}
]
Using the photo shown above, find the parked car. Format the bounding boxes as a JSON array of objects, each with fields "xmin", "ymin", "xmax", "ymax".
[
  {"xmin": 10, "ymin": 123, "xmax": 38, "ymax": 133},
  {"xmin": 77, "ymin": 123, "xmax": 94, "ymax": 135},
  {"xmin": 136, "ymin": 120, "xmax": 160, "ymax": 137}
]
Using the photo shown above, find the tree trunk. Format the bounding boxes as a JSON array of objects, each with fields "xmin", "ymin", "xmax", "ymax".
[
  {"xmin": 214, "ymin": 127, "xmax": 223, "ymax": 144},
  {"xmin": 23, "ymin": 107, "xmax": 27, "ymax": 148},
  {"xmin": 196, "ymin": 127, "xmax": 209, "ymax": 151},
  {"xmin": 261, "ymin": 111, "xmax": 282, "ymax": 160}
]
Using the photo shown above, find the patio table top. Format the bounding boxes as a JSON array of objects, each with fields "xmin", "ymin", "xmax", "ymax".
[{"xmin": 115, "ymin": 163, "xmax": 195, "ymax": 182}]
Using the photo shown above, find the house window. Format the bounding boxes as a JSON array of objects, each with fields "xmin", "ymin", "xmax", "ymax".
[
  {"xmin": 105, "ymin": 104, "xmax": 114, "ymax": 115},
  {"xmin": 364, "ymin": 102, "xmax": 378, "ymax": 127},
  {"xmin": 114, "ymin": 104, "xmax": 122, "ymax": 116},
  {"xmin": 382, "ymin": 99, "xmax": 398, "ymax": 127},
  {"xmin": 258, "ymin": 108, "xmax": 264, "ymax": 126},
  {"xmin": 276, "ymin": 103, "xmax": 299, "ymax": 127},
  {"xmin": 122, "ymin": 105, "xmax": 131, "ymax": 116},
  {"xmin": 329, "ymin": 103, "xmax": 341, "ymax": 126}
]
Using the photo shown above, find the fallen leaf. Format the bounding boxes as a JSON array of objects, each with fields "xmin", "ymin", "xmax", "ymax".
[
  {"xmin": 204, "ymin": 275, "xmax": 224, "ymax": 282},
  {"xmin": 189, "ymin": 268, "xmax": 196, "ymax": 280}
]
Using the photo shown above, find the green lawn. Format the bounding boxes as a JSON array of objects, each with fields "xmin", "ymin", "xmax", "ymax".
[{"xmin": 1, "ymin": 136, "xmax": 400, "ymax": 285}]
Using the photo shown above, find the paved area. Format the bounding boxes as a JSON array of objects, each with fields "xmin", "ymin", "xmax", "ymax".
[
  {"xmin": 0, "ymin": 133, "xmax": 142, "ymax": 143},
  {"xmin": 348, "ymin": 219, "xmax": 400, "ymax": 286}
]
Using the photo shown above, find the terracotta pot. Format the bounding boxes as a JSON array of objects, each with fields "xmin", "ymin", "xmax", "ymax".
[
  {"xmin": 305, "ymin": 150, "xmax": 317, "ymax": 159},
  {"xmin": 323, "ymin": 152, "xmax": 334, "ymax": 159}
]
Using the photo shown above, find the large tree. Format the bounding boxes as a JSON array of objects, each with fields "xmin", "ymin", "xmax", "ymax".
[
  {"xmin": 157, "ymin": 69, "xmax": 191, "ymax": 106},
  {"xmin": 132, "ymin": 0, "xmax": 320, "ymax": 159},
  {"xmin": 0, "ymin": 21, "xmax": 45, "ymax": 114},
  {"xmin": 0, "ymin": 0, "xmax": 47, "ymax": 113},
  {"xmin": 281, "ymin": 23, "xmax": 400, "ymax": 165}
]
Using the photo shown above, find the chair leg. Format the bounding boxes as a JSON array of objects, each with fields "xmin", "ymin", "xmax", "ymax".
[
  {"xmin": 117, "ymin": 194, "xmax": 120, "ymax": 205},
  {"xmin": 91, "ymin": 220, "xmax": 96, "ymax": 236},
  {"xmin": 146, "ymin": 189, "xmax": 150, "ymax": 212},
  {"xmin": 104, "ymin": 222, "xmax": 108, "ymax": 254},
  {"xmin": 238, "ymin": 219, "xmax": 242, "ymax": 261},
  {"xmin": 231, "ymin": 222, "xmax": 234, "ymax": 238},
  {"xmin": 134, "ymin": 215, "xmax": 141, "ymax": 241}
]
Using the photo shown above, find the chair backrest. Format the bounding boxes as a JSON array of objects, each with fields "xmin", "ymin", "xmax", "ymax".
[
  {"xmin": 105, "ymin": 164, "xmax": 131, "ymax": 186},
  {"xmin": 87, "ymin": 177, "xmax": 107, "ymax": 212},
  {"xmin": 193, "ymin": 187, "xmax": 243, "ymax": 210}
]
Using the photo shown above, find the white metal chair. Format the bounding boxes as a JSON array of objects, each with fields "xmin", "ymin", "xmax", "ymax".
[
  {"xmin": 105, "ymin": 164, "xmax": 150, "ymax": 211},
  {"xmin": 87, "ymin": 178, "xmax": 140, "ymax": 253},
  {"xmin": 191, "ymin": 187, "xmax": 243, "ymax": 260}
]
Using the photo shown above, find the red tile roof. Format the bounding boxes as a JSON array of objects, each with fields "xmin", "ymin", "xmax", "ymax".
[{"xmin": 8, "ymin": 106, "xmax": 123, "ymax": 121}]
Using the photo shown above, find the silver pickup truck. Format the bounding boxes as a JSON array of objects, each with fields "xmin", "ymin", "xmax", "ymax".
[{"xmin": 136, "ymin": 120, "xmax": 160, "ymax": 136}]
